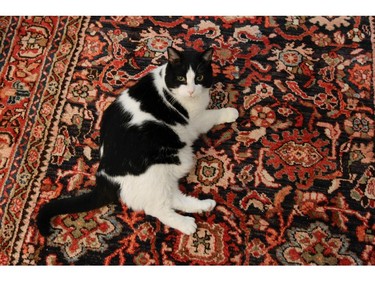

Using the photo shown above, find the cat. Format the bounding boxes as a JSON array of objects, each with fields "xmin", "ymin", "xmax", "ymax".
[{"xmin": 37, "ymin": 47, "xmax": 239, "ymax": 236}]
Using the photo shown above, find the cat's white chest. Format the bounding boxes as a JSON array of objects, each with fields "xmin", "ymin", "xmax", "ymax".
[
  {"xmin": 173, "ymin": 123, "xmax": 198, "ymax": 145},
  {"xmin": 169, "ymin": 124, "xmax": 197, "ymax": 178}
]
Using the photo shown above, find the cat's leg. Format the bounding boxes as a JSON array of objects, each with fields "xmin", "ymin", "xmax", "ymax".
[
  {"xmin": 145, "ymin": 205, "xmax": 198, "ymax": 235},
  {"xmin": 195, "ymin": 108, "xmax": 239, "ymax": 134},
  {"xmin": 172, "ymin": 188, "xmax": 216, "ymax": 213},
  {"xmin": 118, "ymin": 164, "xmax": 199, "ymax": 235}
]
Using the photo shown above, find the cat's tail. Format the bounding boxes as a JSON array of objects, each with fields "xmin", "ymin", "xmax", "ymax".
[{"xmin": 36, "ymin": 174, "xmax": 119, "ymax": 237}]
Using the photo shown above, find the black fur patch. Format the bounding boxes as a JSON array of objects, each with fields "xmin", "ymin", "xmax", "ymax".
[
  {"xmin": 99, "ymin": 99, "xmax": 186, "ymax": 177},
  {"xmin": 128, "ymin": 74, "xmax": 188, "ymax": 125}
]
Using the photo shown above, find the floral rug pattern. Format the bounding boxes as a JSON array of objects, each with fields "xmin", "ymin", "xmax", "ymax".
[{"xmin": 0, "ymin": 16, "xmax": 374, "ymax": 265}]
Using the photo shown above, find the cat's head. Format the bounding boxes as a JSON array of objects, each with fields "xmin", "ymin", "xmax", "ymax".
[{"xmin": 165, "ymin": 47, "xmax": 214, "ymax": 99}]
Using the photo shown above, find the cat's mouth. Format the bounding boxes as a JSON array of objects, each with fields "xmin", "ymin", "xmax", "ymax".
[{"xmin": 188, "ymin": 91, "xmax": 196, "ymax": 98}]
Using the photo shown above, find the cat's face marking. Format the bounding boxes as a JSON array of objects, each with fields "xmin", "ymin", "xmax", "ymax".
[
  {"xmin": 174, "ymin": 67, "xmax": 198, "ymax": 98},
  {"xmin": 165, "ymin": 47, "xmax": 213, "ymax": 99}
]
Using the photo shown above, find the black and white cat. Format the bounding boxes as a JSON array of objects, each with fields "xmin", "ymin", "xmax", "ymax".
[{"xmin": 37, "ymin": 47, "xmax": 239, "ymax": 236}]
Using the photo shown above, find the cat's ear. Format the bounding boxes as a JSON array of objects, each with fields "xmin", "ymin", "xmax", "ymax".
[
  {"xmin": 167, "ymin": 47, "xmax": 182, "ymax": 65},
  {"xmin": 201, "ymin": 48, "xmax": 214, "ymax": 62}
]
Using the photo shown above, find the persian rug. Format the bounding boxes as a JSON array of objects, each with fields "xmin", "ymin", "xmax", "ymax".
[{"xmin": 0, "ymin": 16, "xmax": 374, "ymax": 265}]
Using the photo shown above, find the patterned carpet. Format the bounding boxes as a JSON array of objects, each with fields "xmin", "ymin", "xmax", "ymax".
[{"xmin": 0, "ymin": 16, "xmax": 374, "ymax": 265}]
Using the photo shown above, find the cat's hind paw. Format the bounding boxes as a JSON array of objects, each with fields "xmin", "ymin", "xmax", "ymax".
[
  {"xmin": 177, "ymin": 216, "xmax": 197, "ymax": 235},
  {"xmin": 198, "ymin": 199, "xmax": 216, "ymax": 213}
]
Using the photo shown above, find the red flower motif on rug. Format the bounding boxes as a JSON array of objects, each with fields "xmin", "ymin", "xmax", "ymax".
[
  {"xmin": 172, "ymin": 222, "xmax": 228, "ymax": 265},
  {"xmin": 188, "ymin": 147, "xmax": 236, "ymax": 194},
  {"xmin": 261, "ymin": 129, "xmax": 336, "ymax": 189},
  {"xmin": 277, "ymin": 222, "xmax": 362, "ymax": 265},
  {"xmin": 49, "ymin": 204, "xmax": 122, "ymax": 262}
]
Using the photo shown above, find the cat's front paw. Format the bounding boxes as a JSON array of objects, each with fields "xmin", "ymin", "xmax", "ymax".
[{"xmin": 220, "ymin": 108, "xmax": 239, "ymax": 124}]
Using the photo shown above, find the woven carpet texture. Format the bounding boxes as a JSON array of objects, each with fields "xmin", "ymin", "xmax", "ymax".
[{"xmin": 0, "ymin": 16, "xmax": 374, "ymax": 265}]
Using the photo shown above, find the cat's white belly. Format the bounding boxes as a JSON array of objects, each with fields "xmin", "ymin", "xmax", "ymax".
[
  {"xmin": 175, "ymin": 145, "xmax": 195, "ymax": 177},
  {"xmin": 112, "ymin": 145, "xmax": 195, "ymax": 212}
]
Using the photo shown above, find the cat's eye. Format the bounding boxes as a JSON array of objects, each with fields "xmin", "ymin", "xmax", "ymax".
[
  {"xmin": 196, "ymin": 75, "xmax": 204, "ymax": 82},
  {"xmin": 177, "ymin": 76, "xmax": 186, "ymax": 82}
]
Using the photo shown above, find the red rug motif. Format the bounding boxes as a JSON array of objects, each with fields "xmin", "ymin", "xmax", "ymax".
[{"xmin": 0, "ymin": 16, "xmax": 374, "ymax": 265}]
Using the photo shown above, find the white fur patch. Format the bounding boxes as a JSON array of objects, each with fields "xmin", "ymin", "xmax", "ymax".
[
  {"xmin": 152, "ymin": 65, "xmax": 168, "ymax": 93},
  {"xmin": 100, "ymin": 144, "xmax": 104, "ymax": 158},
  {"xmin": 186, "ymin": 67, "xmax": 196, "ymax": 95},
  {"xmin": 118, "ymin": 91, "xmax": 157, "ymax": 125}
]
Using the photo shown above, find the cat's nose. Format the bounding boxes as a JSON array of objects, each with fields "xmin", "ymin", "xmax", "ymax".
[{"xmin": 188, "ymin": 91, "xmax": 194, "ymax": 96}]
